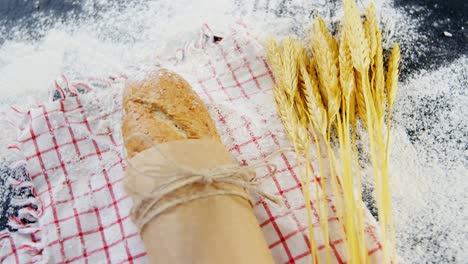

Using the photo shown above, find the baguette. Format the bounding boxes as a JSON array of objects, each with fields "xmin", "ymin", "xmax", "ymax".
[{"xmin": 122, "ymin": 69, "xmax": 274, "ymax": 264}]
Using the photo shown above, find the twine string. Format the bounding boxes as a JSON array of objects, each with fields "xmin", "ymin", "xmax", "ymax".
[{"xmin": 123, "ymin": 133, "xmax": 291, "ymax": 229}]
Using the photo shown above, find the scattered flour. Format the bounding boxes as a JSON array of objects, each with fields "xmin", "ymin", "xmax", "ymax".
[
  {"xmin": 0, "ymin": 0, "xmax": 466, "ymax": 263},
  {"xmin": 389, "ymin": 56, "xmax": 468, "ymax": 263}
]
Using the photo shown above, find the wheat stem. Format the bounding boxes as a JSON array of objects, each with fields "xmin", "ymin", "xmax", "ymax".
[
  {"xmin": 384, "ymin": 42, "xmax": 400, "ymax": 262},
  {"xmin": 265, "ymin": 2, "xmax": 400, "ymax": 263},
  {"xmin": 352, "ymin": 128, "xmax": 370, "ymax": 264},
  {"xmin": 267, "ymin": 38, "xmax": 319, "ymax": 263},
  {"xmin": 310, "ymin": 128, "xmax": 333, "ymax": 264}
]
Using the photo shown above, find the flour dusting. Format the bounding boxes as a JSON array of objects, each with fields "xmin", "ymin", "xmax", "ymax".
[
  {"xmin": 389, "ymin": 56, "xmax": 468, "ymax": 263},
  {"xmin": 0, "ymin": 0, "xmax": 466, "ymax": 263}
]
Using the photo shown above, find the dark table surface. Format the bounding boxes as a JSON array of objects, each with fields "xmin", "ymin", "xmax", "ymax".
[
  {"xmin": 0, "ymin": 0, "xmax": 466, "ymax": 262},
  {"xmin": 0, "ymin": 0, "xmax": 467, "ymax": 79}
]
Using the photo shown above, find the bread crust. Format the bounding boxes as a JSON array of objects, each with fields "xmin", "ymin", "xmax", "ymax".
[{"xmin": 122, "ymin": 69, "xmax": 220, "ymax": 157}]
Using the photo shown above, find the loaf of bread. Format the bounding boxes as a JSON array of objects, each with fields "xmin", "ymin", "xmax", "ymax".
[
  {"xmin": 123, "ymin": 69, "xmax": 220, "ymax": 157},
  {"xmin": 122, "ymin": 69, "xmax": 274, "ymax": 264}
]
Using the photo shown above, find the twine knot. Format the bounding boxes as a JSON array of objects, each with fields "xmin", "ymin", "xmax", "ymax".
[
  {"xmin": 123, "ymin": 134, "xmax": 290, "ymax": 230},
  {"xmin": 202, "ymin": 175, "xmax": 214, "ymax": 184}
]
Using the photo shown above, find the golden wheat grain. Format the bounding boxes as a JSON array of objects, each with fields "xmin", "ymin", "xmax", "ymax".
[
  {"xmin": 267, "ymin": 39, "xmax": 302, "ymax": 136},
  {"xmin": 266, "ymin": 2, "xmax": 401, "ymax": 263},
  {"xmin": 364, "ymin": 5, "xmax": 377, "ymax": 106},
  {"xmin": 281, "ymin": 39, "xmax": 300, "ymax": 98},
  {"xmin": 374, "ymin": 29, "xmax": 386, "ymax": 124},
  {"xmin": 266, "ymin": 40, "xmax": 292, "ymax": 130},
  {"xmin": 339, "ymin": 32, "xmax": 355, "ymax": 101},
  {"xmin": 295, "ymin": 43, "xmax": 313, "ymax": 119},
  {"xmin": 274, "ymin": 90, "xmax": 307, "ymax": 153},
  {"xmin": 273, "ymin": 44, "xmax": 308, "ymax": 152},
  {"xmin": 386, "ymin": 42, "xmax": 401, "ymax": 111},
  {"xmin": 384, "ymin": 43, "xmax": 401, "ymax": 264},
  {"xmin": 316, "ymin": 17, "xmax": 339, "ymax": 59},
  {"xmin": 354, "ymin": 70, "xmax": 367, "ymax": 125},
  {"xmin": 310, "ymin": 55, "xmax": 327, "ymax": 104},
  {"xmin": 364, "ymin": 21, "xmax": 373, "ymax": 63},
  {"xmin": 307, "ymin": 56, "xmax": 322, "ymax": 103},
  {"xmin": 364, "ymin": 20, "xmax": 377, "ymax": 107},
  {"xmin": 268, "ymin": 41, "xmax": 320, "ymax": 263},
  {"xmin": 299, "ymin": 57, "xmax": 328, "ymax": 136},
  {"xmin": 273, "ymin": 88, "xmax": 294, "ymax": 137},
  {"xmin": 364, "ymin": 3, "xmax": 385, "ymax": 125},
  {"xmin": 298, "ymin": 53, "xmax": 334, "ymax": 264},
  {"xmin": 265, "ymin": 38, "xmax": 284, "ymax": 78},
  {"xmin": 343, "ymin": 0, "xmax": 370, "ymax": 72},
  {"xmin": 311, "ymin": 18, "xmax": 341, "ymax": 123},
  {"xmin": 339, "ymin": 23, "xmax": 369, "ymax": 263},
  {"xmin": 296, "ymin": 47, "xmax": 309, "ymax": 102},
  {"xmin": 349, "ymin": 90, "xmax": 357, "ymax": 127},
  {"xmin": 365, "ymin": 3, "xmax": 378, "ymax": 62},
  {"xmin": 266, "ymin": 40, "xmax": 293, "ymax": 130},
  {"xmin": 306, "ymin": 55, "xmax": 331, "ymax": 131}
]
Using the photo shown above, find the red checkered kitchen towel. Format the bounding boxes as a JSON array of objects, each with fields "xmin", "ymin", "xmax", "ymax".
[{"xmin": 0, "ymin": 23, "xmax": 384, "ymax": 263}]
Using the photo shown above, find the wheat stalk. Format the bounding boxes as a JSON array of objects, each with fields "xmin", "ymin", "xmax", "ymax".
[
  {"xmin": 297, "ymin": 47, "xmax": 335, "ymax": 264},
  {"xmin": 383, "ymin": 42, "xmax": 400, "ymax": 264},
  {"xmin": 338, "ymin": 26, "xmax": 369, "ymax": 263},
  {"xmin": 311, "ymin": 18, "xmax": 346, "ymax": 242},
  {"xmin": 266, "ymin": 38, "xmax": 320, "ymax": 264},
  {"xmin": 265, "ymin": 2, "xmax": 401, "ymax": 264},
  {"xmin": 343, "ymin": 2, "xmax": 394, "ymax": 262}
]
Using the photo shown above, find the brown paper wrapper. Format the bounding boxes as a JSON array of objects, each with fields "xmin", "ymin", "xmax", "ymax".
[{"xmin": 125, "ymin": 139, "xmax": 275, "ymax": 264}]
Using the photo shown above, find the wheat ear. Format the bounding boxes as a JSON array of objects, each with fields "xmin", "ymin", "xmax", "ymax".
[
  {"xmin": 281, "ymin": 39, "xmax": 300, "ymax": 99},
  {"xmin": 266, "ymin": 39, "xmax": 319, "ymax": 264},
  {"xmin": 349, "ymin": 90, "xmax": 357, "ymax": 127},
  {"xmin": 354, "ymin": 70, "xmax": 368, "ymax": 125},
  {"xmin": 299, "ymin": 59, "xmax": 328, "ymax": 137},
  {"xmin": 343, "ymin": 0, "xmax": 370, "ymax": 72},
  {"xmin": 365, "ymin": 3, "xmax": 386, "ymax": 125},
  {"xmin": 386, "ymin": 43, "xmax": 401, "ymax": 112},
  {"xmin": 311, "ymin": 19, "xmax": 344, "ymax": 234},
  {"xmin": 339, "ymin": 27, "xmax": 369, "ymax": 263},
  {"xmin": 311, "ymin": 17, "xmax": 341, "ymax": 124},
  {"xmin": 265, "ymin": 38, "xmax": 284, "ymax": 79},
  {"xmin": 383, "ymin": 41, "xmax": 400, "ymax": 264},
  {"xmin": 373, "ymin": 29, "xmax": 386, "ymax": 125},
  {"xmin": 365, "ymin": 3, "xmax": 378, "ymax": 63},
  {"xmin": 343, "ymin": 0, "xmax": 371, "ymax": 127},
  {"xmin": 339, "ymin": 31, "xmax": 355, "ymax": 101},
  {"xmin": 297, "ymin": 48, "xmax": 335, "ymax": 264},
  {"xmin": 317, "ymin": 17, "xmax": 339, "ymax": 60}
]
